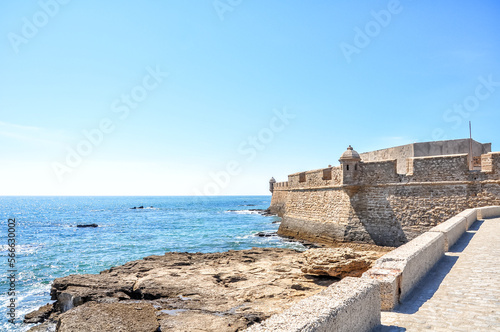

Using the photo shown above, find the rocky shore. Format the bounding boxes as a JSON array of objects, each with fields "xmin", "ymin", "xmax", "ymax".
[{"xmin": 26, "ymin": 244, "xmax": 392, "ymax": 332}]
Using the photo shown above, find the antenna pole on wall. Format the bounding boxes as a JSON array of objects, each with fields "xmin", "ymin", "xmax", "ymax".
[{"xmin": 469, "ymin": 121, "xmax": 473, "ymax": 170}]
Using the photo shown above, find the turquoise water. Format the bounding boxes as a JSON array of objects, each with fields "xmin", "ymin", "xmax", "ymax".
[{"xmin": 0, "ymin": 196, "xmax": 303, "ymax": 331}]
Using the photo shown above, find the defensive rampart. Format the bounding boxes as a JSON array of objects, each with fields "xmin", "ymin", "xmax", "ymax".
[
  {"xmin": 271, "ymin": 146, "xmax": 500, "ymax": 247},
  {"xmin": 360, "ymin": 139, "xmax": 491, "ymax": 174}
]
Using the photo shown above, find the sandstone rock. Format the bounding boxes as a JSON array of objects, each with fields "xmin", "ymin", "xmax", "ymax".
[
  {"xmin": 29, "ymin": 247, "xmax": 390, "ymax": 331},
  {"xmin": 27, "ymin": 320, "xmax": 57, "ymax": 332},
  {"xmin": 56, "ymin": 302, "xmax": 159, "ymax": 332},
  {"xmin": 24, "ymin": 303, "xmax": 53, "ymax": 324},
  {"xmin": 301, "ymin": 248, "xmax": 380, "ymax": 278},
  {"xmin": 44, "ymin": 248, "xmax": 331, "ymax": 331}
]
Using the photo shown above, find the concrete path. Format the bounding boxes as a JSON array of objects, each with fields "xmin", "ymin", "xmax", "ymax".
[{"xmin": 378, "ymin": 217, "xmax": 500, "ymax": 331}]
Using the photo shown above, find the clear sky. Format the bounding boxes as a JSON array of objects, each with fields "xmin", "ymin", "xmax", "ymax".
[{"xmin": 1, "ymin": 0, "xmax": 499, "ymax": 196}]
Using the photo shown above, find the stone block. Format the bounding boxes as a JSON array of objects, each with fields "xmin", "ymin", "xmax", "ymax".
[
  {"xmin": 373, "ymin": 232, "xmax": 445, "ymax": 302},
  {"xmin": 362, "ymin": 267, "xmax": 402, "ymax": 311},
  {"xmin": 477, "ymin": 206, "xmax": 500, "ymax": 219},
  {"xmin": 429, "ymin": 216, "xmax": 467, "ymax": 251},
  {"xmin": 456, "ymin": 208, "xmax": 478, "ymax": 229}
]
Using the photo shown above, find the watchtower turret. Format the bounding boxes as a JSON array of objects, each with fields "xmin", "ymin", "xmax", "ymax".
[
  {"xmin": 339, "ymin": 145, "xmax": 361, "ymax": 183},
  {"xmin": 269, "ymin": 177, "xmax": 276, "ymax": 193}
]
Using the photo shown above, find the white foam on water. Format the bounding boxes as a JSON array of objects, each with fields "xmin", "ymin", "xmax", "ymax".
[
  {"xmin": 0, "ymin": 244, "xmax": 44, "ymax": 255},
  {"xmin": 225, "ymin": 210, "xmax": 261, "ymax": 215}
]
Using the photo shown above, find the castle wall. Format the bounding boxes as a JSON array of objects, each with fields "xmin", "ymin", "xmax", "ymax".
[
  {"xmin": 288, "ymin": 166, "xmax": 342, "ymax": 188},
  {"xmin": 407, "ymin": 154, "xmax": 470, "ymax": 181},
  {"xmin": 357, "ymin": 160, "xmax": 399, "ymax": 185},
  {"xmin": 413, "ymin": 139, "xmax": 490, "ymax": 158},
  {"xmin": 269, "ymin": 183, "xmax": 289, "ymax": 216},
  {"xmin": 277, "ymin": 188, "xmax": 353, "ymax": 244},
  {"xmin": 273, "ymin": 151, "xmax": 500, "ymax": 247},
  {"xmin": 359, "ymin": 139, "xmax": 491, "ymax": 174},
  {"xmin": 360, "ymin": 144, "xmax": 413, "ymax": 174},
  {"xmin": 481, "ymin": 152, "xmax": 500, "ymax": 174}
]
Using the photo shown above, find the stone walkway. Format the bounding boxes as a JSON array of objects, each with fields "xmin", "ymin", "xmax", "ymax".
[{"xmin": 378, "ymin": 217, "xmax": 500, "ymax": 331}]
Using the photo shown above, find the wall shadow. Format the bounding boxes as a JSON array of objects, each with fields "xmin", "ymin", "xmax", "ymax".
[
  {"xmin": 391, "ymin": 218, "xmax": 484, "ymax": 314},
  {"xmin": 391, "ymin": 254, "xmax": 458, "ymax": 315},
  {"xmin": 447, "ymin": 220, "xmax": 483, "ymax": 253},
  {"xmin": 374, "ymin": 325, "xmax": 407, "ymax": 332},
  {"xmin": 467, "ymin": 219, "xmax": 484, "ymax": 231},
  {"xmin": 351, "ymin": 193, "xmax": 408, "ymax": 247}
]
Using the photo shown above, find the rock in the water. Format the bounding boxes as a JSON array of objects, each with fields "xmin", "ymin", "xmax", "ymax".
[
  {"xmin": 301, "ymin": 248, "xmax": 380, "ymax": 278},
  {"xmin": 248, "ymin": 208, "xmax": 274, "ymax": 216},
  {"xmin": 255, "ymin": 232, "xmax": 276, "ymax": 237},
  {"xmin": 259, "ymin": 209, "xmax": 274, "ymax": 216},
  {"xmin": 76, "ymin": 224, "xmax": 98, "ymax": 228},
  {"xmin": 57, "ymin": 302, "xmax": 159, "ymax": 332},
  {"xmin": 24, "ymin": 303, "xmax": 53, "ymax": 324}
]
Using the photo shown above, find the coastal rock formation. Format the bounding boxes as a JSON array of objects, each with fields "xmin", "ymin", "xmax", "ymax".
[
  {"xmin": 24, "ymin": 304, "xmax": 53, "ymax": 324},
  {"xmin": 27, "ymin": 246, "xmax": 389, "ymax": 331},
  {"xmin": 57, "ymin": 302, "xmax": 159, "ymax": 332},
  {"xmin": 301, "ymin": 248, "xmax": 382, "ymax": 278}
]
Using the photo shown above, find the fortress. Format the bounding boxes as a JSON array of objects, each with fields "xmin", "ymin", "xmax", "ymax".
[{"xmin": 269, "ymin": 138, "xmax": 500, "ymax": 247}]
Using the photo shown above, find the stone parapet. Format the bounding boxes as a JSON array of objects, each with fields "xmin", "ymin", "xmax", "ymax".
[
  {"xmin": 481, "ymin": 152, "xmax": 500, "ymax": 174},
  {"xmin": 406, "ymin": 153, "xmax": 470, "ymax": 181},
  {"xmin": 362, "ymin": 206, "xmax": 497, "ymax": 310},
  {"xmin": 476, "ymin": 205, "xmax": 500, "ymax": 219},
  {"xmin": 288, "ymin": 166, "xmax": 342, "ymax": 188},
  {"xmin": 369, "ymin": 232, "xmax": 445, "ymax": 302},
  {"xmin": 273, "ymin": 181, "xmax": 289, "ymax": 189},
  {"xmin": 245, "ymin": 277, "xmax": 380, "ymax": 332},
  {"xmin": 429, "ymin": 216, "xmax": 467, "ymax": 251},
  {"xmin": 456, "ymin": 208, "xmax": 478, "ymax": 229}
]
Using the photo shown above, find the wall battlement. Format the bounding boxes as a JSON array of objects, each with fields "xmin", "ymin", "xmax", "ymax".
[
  {"xmin": 272, "ymin": 152, "xmax": 500, "ymax": 191},
  {"xmin": 359, "ymin": 139, "xmax": 491, "ymax": 174},
  {"xmin": 270, "ymin": 140, "xmax": 500, "ymax": 247}
]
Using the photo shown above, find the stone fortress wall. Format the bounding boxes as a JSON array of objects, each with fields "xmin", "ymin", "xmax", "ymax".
[
  {"xmin": 269, "ymin": 138, "xmax": 500, "ymax": 247},
  {"xmin": 359, "ymin": 139, "xmax": 491, "ymax": 174}
]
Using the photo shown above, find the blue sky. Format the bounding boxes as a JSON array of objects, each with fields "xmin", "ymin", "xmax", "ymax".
[{"xmin": 1, "ymin": 0, "xmax": 499, "ymax": 195}]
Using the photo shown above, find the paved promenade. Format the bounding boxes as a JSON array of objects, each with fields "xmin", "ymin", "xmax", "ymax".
[{"xmin": 378, "ymin": 217, "xmax": 500, "ymax": 331}]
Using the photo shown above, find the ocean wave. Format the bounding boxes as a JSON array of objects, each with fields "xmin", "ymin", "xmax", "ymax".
[
  {"xmin": 0, "ymin": 282, "xmax": 52, "ymax": 331},
  {"xmin": 225, "ymin": 210, "xmax": 261, "ymax": 215},
  {"xmin": 234, "ymin": 234, "xmax": 253, "ymax": 240},
  {"xmin": 0, "ymin": 244, "xmax": 43, "ymax": 255}
]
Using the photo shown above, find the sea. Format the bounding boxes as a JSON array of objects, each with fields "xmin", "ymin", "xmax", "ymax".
[{"xmin": 0, "ymin": 196, "xmax": 304, "ymax": 331}]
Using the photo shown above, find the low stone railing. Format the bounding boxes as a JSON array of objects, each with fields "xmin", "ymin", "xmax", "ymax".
[
  {"xmin": 363, "ymin": 206, "xmax": 500, "ymax": 310},
  {"xmin": 245, "ymin": 206, "xmax": 500, "ymax": 331},
  {"xmin": 245, "ymin": 277, "xmax": 381, "ymax": 332}
]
